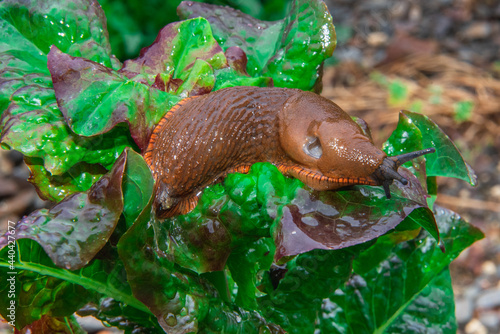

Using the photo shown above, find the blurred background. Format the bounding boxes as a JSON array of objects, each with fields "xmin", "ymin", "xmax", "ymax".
[{"xmin": 1, "ymin": 0, "xmax": 499, "ymax": 333}]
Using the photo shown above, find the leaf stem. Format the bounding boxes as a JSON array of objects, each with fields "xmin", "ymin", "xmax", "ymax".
[{"xmin": 0, "ymin": 260, "xmax": 152, "ymax": 315}]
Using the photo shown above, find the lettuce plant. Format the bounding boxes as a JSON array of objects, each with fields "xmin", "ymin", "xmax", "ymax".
[{"xmin": 0, "ymin": 0, "xmax": 482, "ymax": 333}]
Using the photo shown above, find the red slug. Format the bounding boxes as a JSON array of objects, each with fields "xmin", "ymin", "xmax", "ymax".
[{"xmin": 144, "ymin": 86, "xmax": 434, "ymax": 218}]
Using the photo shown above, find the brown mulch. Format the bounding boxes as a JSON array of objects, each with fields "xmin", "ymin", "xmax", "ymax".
[{"xmin": 322, "ymin": 53, "xmax": 500, "ymax": 150}]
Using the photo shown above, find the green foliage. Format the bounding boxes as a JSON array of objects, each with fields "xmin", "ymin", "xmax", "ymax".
[
  {"xmin": 388, "ymin": 80, "xmax": 409, "ymax": 105},
  {"xmin": 99, "ymin": 0, "xmax": 293, "ymax": 61},
  {"xmin": 453, "ymin": 100, "xmax": 474, "ymax": 123},
  {"xmin": 178, "ymin": 0, "xmax": 336, "ymax": 91},
  {"xmin": 321, "ymin": 206, "xmax": 482, "ymax": 334},
  {"xmin": 0, "ymin": 0, "xmax": 482, "ymax": 333}
]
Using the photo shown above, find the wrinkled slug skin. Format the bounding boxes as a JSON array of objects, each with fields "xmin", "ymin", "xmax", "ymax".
[{"xmin": 144, "ymin": 86, "xmax": 386, "ymax": 218}]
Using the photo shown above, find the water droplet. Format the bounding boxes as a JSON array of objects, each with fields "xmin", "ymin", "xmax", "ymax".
[
  {"xmin": 23, "ymin": 282, "xmax": 33, "ymax": 292},
  {"xmin": 164, "ymin": 313, "xmax": 177, "ymax": 326}
]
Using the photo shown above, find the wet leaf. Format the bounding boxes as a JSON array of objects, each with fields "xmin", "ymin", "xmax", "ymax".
[
  {"xmin": 1, "ymin": 97, "xmax": 135, "ymax": 178},
  {"xmin": 226, "ymin": 238, "xmax": 275, "ymax": 310},
  {"xmin": 0, "ymin": 0, "xmax": 119, "ymax": 69},
  {"xmin": 0, "ymin": 0, "xmax": 136, "ymax": 200},
  {"xmin": 78, "ymin": 296, "xmax": 161, "ymax": 333},
  {"xmin": 383, "ymin": 113, "xmax": 427, "ymax": 185},
  {"xmin": 178, "ymin": 0, "xmax": 336, "ymax": 92},
  {"xmin": 47, "ymin": 46, "xmax": 180, "ymax": 151},
  {"xmin": 122, "ymin": 150, "xmax": 154, "ymax": 228},
  {"xmin": 387, "ymin": 268, "xmax": 456, "ymax": 333},
  {"xmin": 19, "ymin": 315, "xmax": 85, "ymax": 334},
  {"xmin": 25, "ymin": 159, "xmax": 107, "ymax": 202},
  {"xmin": 48, "ymin": 17, "xmax": 233, "ymax": 151},
  {"xmin": 117, "ymin": 197, "xmax": 284, "ymax": 334},
  {"xmin": 274, "ymin": 167, "xmax": 437, "ymax": 261},
  {"xmin": 153, "ymin": 163, "xmax": 300, "ymax": 274},
  {"xmin": 213, "ymin": 46, "xmax": 273, "ymax": 90},
  {"xmin": 120, "ymin": 17, "xmax": 227, "ymax": 82},
  {"xmin": 0, "ymin": 152, "xmax": 127, "ymax": 270},
  {"xmin": 317, "ymin": 206, "xmax": 483, "ymax": 334},
  {"xmin": 101, "ymin": 0, "xmax": 292, "ymax": 61},
  {"xmin": 383, "ymin": 113, "xmax": 444, "ymax": 242},
  {"xmin": 259, "ymin": 247, "xmax": 364, "ymax": 334},
  {"xmin": 401, "ymin": 111, "xmax": 477, "ymax": 186},
  {"xmin": 0, "ymin": 149, "xmax": 151, "ymax": 270},
  {"xmin": 0, "ymin": 239, "xmax": 156, "ymax": 329}
]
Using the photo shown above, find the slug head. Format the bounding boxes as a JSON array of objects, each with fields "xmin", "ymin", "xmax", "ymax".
[
  {"xmin": 279, "ymin": 92, "xmax": 386, "ymax": 186},
  {"xmin": 279, "ymin": 91, "xmax": 436, "ymax": 196},
  {"xmin": 372, "ymin": 148, "xmax": 436, "ymax": 198}
]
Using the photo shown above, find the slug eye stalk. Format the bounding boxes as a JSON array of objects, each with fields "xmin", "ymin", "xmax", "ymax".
[{"xmin": 373, "ymin": 148, "xmax": 436, "ymax": 198}]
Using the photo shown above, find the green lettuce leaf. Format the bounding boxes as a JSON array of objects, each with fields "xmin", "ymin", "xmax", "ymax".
[
  {"xmin": 17, "ymin": 315, "xmax": 85, "ymax": 334},
  {"xmin": 386, "ymin": 267, "xmax": 456, "ymax": 333},
  {"xmin": 117, "ymin": 196, "xmax": 285, "ymax": 334},
  {"xmin": 397, "ymin": 111, "xmax": 477, "ymax": 186},
  {"xmin": 0, "ymin": 239, "xmax": 158, "ymax": 330},
  {"xmin": 0, "ymin": 0, "xmax": 137, "ymax": 201},
  {"xmin": 177, "ymin": 0, "xmax": 336, "ymax": 92},
  {"xmin": 258, "ymin": 246, "xmax": 366, "ymax": 334},
  {"xmin": 0, "ymin": 149, "xmax": 152, "ymax": 270},
  {"xmin": 316, "ymin": 206, "xmax": 483, "ymax": 333}
]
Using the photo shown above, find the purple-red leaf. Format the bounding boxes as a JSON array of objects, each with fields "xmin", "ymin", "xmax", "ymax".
[
  {"xmin": 0, "ymin": 148, "xmax": 152, "ymax": 270},
  {"xmin": 0, "ymin": 152, "xmax": 126, "ymax": 270},
  {"xmin": 48, "ymin": 46, "xmax": 179, "ymax": 150},
  {"xmin": 274, "ymin": 168, "xmax": 434, "ymax": 261},
  {"xmin": 119, "ymin": 17, "xmax": 227, "ymax": 81}
]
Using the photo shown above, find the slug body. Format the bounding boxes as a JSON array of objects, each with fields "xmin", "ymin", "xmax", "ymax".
[{"xmin": 145, "ymin": 86, "xmax": 434, "ymax": 218}]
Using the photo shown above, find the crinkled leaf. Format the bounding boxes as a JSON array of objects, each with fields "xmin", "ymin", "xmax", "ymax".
[
  {"xmin": 153, "ymin": 163, "xmax": 300, "ymax": 274},
  {"xmin": 401, "ymin": 111, "xmax": 477, "ymax": 186},
  {"xmin": 0, "ymin": 152, "xmax": 127, "ymax": 270},
  {"xmin": 175, "ymin": 58, "xmax": 215, "ymax": 97},
  {"xmin": 214, "ymin": 67, "xmax": 273, "ymax": 90},
  {"xmin": 0, "ymin": 0, "xmax": 119, "ymax": 131},
  {"xmin": 387, "ymin": 268, "xmax": 456, "ymax": 333},
  {"xmin": 0, "ymin": 149, "xmax": 151, "ymax": 270},
  {"xmin": 48, "ymin": 17, "xmax": 232, "ymax": 151},
  {"xmin": 120, "ymin": 17, "xmax": 227, "ymax": 81},
  {"xmin": 226, "ymin": 238, "xmax": 275, "ymax": 310},
  {"xmin": 213, "ymin": 45, "xmax": 273, "ymax": 91},
  {"xmin": 0, "ymin": 0, "xmax": 119, "ymax": 70},
  {"xmin": 117, "ymin": 197, "xmax": 284, "ymax": 334},
  {"xmin": 258, "ymin": 246, "xmax": 366, "ymax": 334},
  {"xmin": 317, "ymin": 206, "xmax": 483, "ymax": 334},
  {"xmin": 0, "ymin": 239, "xmax": 155, "ymax": 329},
  {"xmin": 274, "ymin": 167, "xmax": 439, "ymax": 261},
  {"xmin": 100, "ymin": 0, "xmax": 292, "ymax": 61},
  {"xmin": 19, "ymin": 315, "xmax": 85, "ymax": 334},
  {"xmin": 0, "ymin": 0, "xmax": 136, "ymax": 200},
  {"xmin": 47, "ymin": 47, "xmax": 180, "ymax": 151},
  {"xmin": 178, "ymin": 0, "xmax": 336, "ymax": 92},
  {"xmin": 1, "ymin": 95, "xmax": 135, "ymax": 178},
  {"xmin": 155, "ymin": 161, "xmax": 437, "ymax": 275},
  {"xmin": 25, "ymin": 159, "xmax": 107, "ymax": 202}
]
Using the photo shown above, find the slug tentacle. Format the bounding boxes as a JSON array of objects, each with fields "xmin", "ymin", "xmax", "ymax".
[
  {"xmin": 389, "ymin": 148, "xmax": 436, "ymax": 167},
  {"xmin": 372, "ymin": 148, "xmax": 436, "ymax": 198}
]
